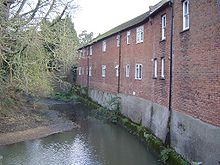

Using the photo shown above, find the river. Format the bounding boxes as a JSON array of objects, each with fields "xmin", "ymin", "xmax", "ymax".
[{"xmin": 0, "ymin": 103, "xmax": 161, "ymax": 165}]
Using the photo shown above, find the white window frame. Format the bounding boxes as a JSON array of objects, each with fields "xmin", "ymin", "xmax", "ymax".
[
  {"xmin": 78, "ymin": 67, "xmax": 81, "ymax": 75},
  {"xmin": 89, "ymin": 66, "xmax": 92, "ymax": 77},
  {"xmin": 161, "ymin": 57, "xmax": 165, "ymax": 78},
  {"xmin": 136, "ymin": 25, "xmax": 144, "ymax": 43},
  {"xmin": 125, "ymin": 64, "xmax": 130, "ymax": 78},
  {"xmin": 135, "ymin": 64, "xmax": 142, "ymax": 80},
  {"xmin": 127, "ymin": 31, "xmax": 131, "ymax": 44},
  {"xmin": 86, "ymin": 47, "xmax": 89, "ymax": 56},
  {"xmin": 102, "ymin": 65, "xmax": 106, "ymax": 77},
  {"xmin": 102, "ymin": 40, "xmax": 106, "ymax": 52},
  {"xmin": 116, "ymin": 35, "xmax": 120, "ymax": 47},
  {"xmin": 183, "ymin": 0, "xmax": 189, "ymax": 30},
  {"xmin": 82, "ymin": 49, "xmax": 85, "ymax": 57},
  {"xmin": 82, "ymin": 67, "xmax": 84, "ymax": 75},
  {"xmin": 153, "ymin": 59, "xmax": 158, "ymax": 78},
  {"xmin": 162, "ymin": 15, "xmax": 166, "ymax": 40},
  {"xmin": 79, "ymin": 50, "xmax": 82, "ymax": 58},
  {"xmin": 89, "ymin": 46, "xmax": 93, "ymax": 55},
  {"xmin": 115, "ymin": 65, "xmax": 119, "ymax": 77},
  {"xmin": 86, "ymin": 67, "xmax": 88, "ymax": 75}
]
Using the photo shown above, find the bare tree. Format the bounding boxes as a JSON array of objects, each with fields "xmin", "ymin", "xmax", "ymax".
[{"xmin": 0, "ymin": 0, "xmax": 79, "ymax": 96}]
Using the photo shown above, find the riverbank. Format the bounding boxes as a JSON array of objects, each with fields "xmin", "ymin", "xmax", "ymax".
[
  {"xmin": 0, "ymin": 97, "xmax": 79, "ymax": 146},
  {"xmin": 0, "ymin": 122, "xmax": 77, "ymax": 146}
]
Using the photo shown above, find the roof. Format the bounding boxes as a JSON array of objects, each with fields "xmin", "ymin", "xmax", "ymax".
[
  {"xmin": 79, "ymin": 0, "xmax": 171, "ymax": 49},
  {"xmin": 91, "ymin": 11, "xmax": 150, "ymax": 44}
]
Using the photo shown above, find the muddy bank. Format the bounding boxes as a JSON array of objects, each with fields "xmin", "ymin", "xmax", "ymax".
[
  {"xmin": 0, "ymin": 122, "xmax": 78, "ymax": 146},
  {"xmin": 0, "ymin": 98, "xmax": 79, "ymax": 146}
]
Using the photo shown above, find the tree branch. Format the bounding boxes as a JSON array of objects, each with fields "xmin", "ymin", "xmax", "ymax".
[
  {"xmin": 50, "ymin": 5, "xmax": 67, "ymax": 27},
  {"xmin": 0, "ymin": 44, "xmax": 27, "ymax": 54},
  {"xmin": 14, "ymin": 0, "xmax": 27, "ymax": 17},
  {"xmin": 27, "ymin": 0, "xmax": 41, "ymax": 22},
  {"xmin": 43, "ymin": 0, "xmax": 56, "ymax": 19}
]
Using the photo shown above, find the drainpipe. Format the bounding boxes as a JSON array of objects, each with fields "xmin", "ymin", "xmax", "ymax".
[
  {"xmin": 118, "ymin": 33, "xmax": 122, "ymax": 94},
  {"xmin": 165, "ymin": 0, "xmax": 174, "ymax": 147}
]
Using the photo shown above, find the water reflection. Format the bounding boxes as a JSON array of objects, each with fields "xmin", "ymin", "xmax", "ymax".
[{"xmin": 0, "ymin": 117, "xmax": 160, "ymax": 165}]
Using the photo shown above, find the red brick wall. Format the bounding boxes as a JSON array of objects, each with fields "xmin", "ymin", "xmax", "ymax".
[
  {"xmin": 76, "ymin": 0, "xmax": 220, "ymax": 127},
  {"xmin": 148, "ymin": 7, "xmax": 172, "ymax": 107},
  {"xmin": 172, "ymin": 0, "xmax": 220, "ymax": 126},
  {"xmin": 76, "ymin": 54, "xmax": 88, "ymax": 87},
  {"xmin": 120, "ymin": 23, "xmax": 152, "ymax": 100},
  {"xmin": 77, "ymin": 6, "xmax": 172, "ymax": 108},
  {"xmin": 119, "ymin": 6, "xmax": 172, "ymax": 108},
  {"xmin": 84, "ymin": 35, "xmax": 120, "ymax": 94}
]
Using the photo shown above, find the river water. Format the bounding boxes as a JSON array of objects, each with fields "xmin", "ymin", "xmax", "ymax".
[{"xmin": 0, "ymin": 104, "xmax": 161, "ymax": 165}]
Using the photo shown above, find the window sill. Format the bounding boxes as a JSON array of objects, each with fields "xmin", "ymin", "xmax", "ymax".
[
  {"xmin": 160, "ymin": 38, "xmax": 166, "ymax": 42},
  {"xmin": 135, "ymin": 78, "xmax": 142, "ymax": 80},
  {"xmin": 153, "ymin": 77, "xmax": 157, "ymax": 79},
  {"xmin": 180, "ymin": 28, "xmax": 189, "ymax": 34},
  {"xmin": 136, "ymin": 41, "xmax": 144, "ymax": 44},
  {"xmin": 160, "ymin": 77, "xmax": 165, "ymax": 80}
]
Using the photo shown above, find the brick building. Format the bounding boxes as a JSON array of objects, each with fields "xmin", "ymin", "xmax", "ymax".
[{"xmin": 76, "ymin": 0, "xmax": 220, "ymax": 164}]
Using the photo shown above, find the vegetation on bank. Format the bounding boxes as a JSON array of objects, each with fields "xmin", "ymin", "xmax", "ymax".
[
  {"xmin": 52, "ymin": 87, "xmax": 189, "ymax": 165},
  {"xmin": 0, "ymin": 0, "xmax": 94, "ymax": 112}
]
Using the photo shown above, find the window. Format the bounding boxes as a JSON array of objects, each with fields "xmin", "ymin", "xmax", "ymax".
[
  {"xmin": 153, "ymin": 59, "xmax": 158, "ymax": 78},
  {"xmin": 183, "ymin": 0, "xmax": 189, "ymax": 30},
  {"xmin": 116, "ymin": 35, "xmax": 120, "ymax": 47},
  {"xmin": 127, "ymin": 31, "xmax": 131, "ymax": 44},
  {"xmin": 115, "ymin": 65, "xmax": 119, "ymax": 77},
  {"xmin": 86, "ymin": 47, "xmax": 89, "ymax": 56},
  {"xmin": 135, "ymin": 64, "xmax": 142, "ymax": 80},
  {"xmin": 89, "ymin": 46, "xmax": 93, "ymax": 55},
  {"xmin": 161, "ymin": 57, "xmax": 165, "ymax": 78},
  {"xmin": 102, "ymin": 40, "xmax": 106, "ymax": 52},
  {"xmin": 125, "ymin": 64, "xmax": 130, "ymax": 78},
  {"xmin": 162, "ymin": 15, "xmax": 166, "ymax": 40},
  {"xmin": 102, "ymin": 65, "xmax": 106, "ymax": 77},
  {"xmin": 82, "ymin": 49, "xmax": 85, "ymax": 57},
  {"xmin": 89, "ymin": 66, "xmax": 92, "ymax": 76},
  {"xmin": 79, "ymin": 50, "xmax": 82, "ymax": 58},
  {"xmin": 86, "ymin": 67, "xmax": 88, "ymax": 75},
  {"xmin": 78, "ymin": 67, "xmax": 81, "ymax": 75},
  {"xmin": 82, "ymin": 67, "xmax": 84, "ymax": 75},
  {"xmin": 136, "ymin": 26, "xmax": 144, "ymax": 43}
]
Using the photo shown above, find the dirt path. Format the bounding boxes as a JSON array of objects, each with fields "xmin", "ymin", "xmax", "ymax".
[{"xmin": 0, "ymin": 98, "xmax": 79, "ymax": 146}]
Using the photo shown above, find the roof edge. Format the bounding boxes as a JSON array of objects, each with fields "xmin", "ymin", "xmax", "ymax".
[{"xmin": 78, "ymin": 0, "xmax": 171, "ymax": 50}]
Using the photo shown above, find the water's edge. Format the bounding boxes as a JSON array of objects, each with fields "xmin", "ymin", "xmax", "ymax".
[{"xmin": 0, "ymin": 99, "xmax": 161, "ymax": 165}]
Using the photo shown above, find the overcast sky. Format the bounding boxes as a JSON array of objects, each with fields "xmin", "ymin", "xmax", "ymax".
[{"xmin": 73, "ymin": 0, "xmax": 161, "ymax": 37}]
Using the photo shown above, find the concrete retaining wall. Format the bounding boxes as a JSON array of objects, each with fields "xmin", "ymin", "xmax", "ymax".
[
  {"xmin": 87, "ymin": 88, "xmax": 220, "ymax": 164},
  {"xmin": 119, "ymin": 94, "xmax": 169, "ymax": 142},
  {"xmin": 171, "ymin": 111, "xmax": 220, "ymax": 165},
  {"xmin": 88, "ymin": 89, "xmax": 169, "ymax": 142},
  {"xmin": 88, "ymin": 89, "xmax": 118, "ymax": 110}
]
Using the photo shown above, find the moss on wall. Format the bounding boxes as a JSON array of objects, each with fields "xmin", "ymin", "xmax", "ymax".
[{"xmin": 78, "ymin": 95, "xmax": 189, "ymax": 165}]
